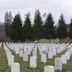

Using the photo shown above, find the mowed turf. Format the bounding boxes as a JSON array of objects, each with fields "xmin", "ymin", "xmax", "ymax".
[
  {"xmin": 10, "ymin": 47, "xmax": 72, "ymax": 72},
  {"xmin": 1, "ymin": 43, "xmax": 72, "ymax": 72},
  {"xmin": 0, "ymin": 44, "xmax": 10, "ymax": 72}
]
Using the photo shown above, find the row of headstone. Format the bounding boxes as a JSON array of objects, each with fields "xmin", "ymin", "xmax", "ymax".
[
  {"xmin": 6, "ymin": 42, "xmax": 72, "ymax": 71},
  {"xmin": 55, "ymin": 48, "xmax": 72, "ymax": 71},
  {"xmin": 3, "ymin": 43, "xmax": 20, "ymax": 72},
  {"xmin": 7, "ymin": 43, "xmax": 37, "ymax": 68},
  {"xmin": 7, "ymin": 42, "xmax": 70, "ymax": 56},
  {"xmin": 7, "ymin": 43, "xmax": 70, "ymax": 60},
  {"xmin": 8, "ymin": 43, "xmax": 71, "ymax": 56}
]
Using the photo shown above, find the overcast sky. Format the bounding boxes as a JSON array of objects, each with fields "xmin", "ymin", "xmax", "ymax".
[{"xmin": 0, "ymin": 0, "xmax": 72, "ymax": 24}]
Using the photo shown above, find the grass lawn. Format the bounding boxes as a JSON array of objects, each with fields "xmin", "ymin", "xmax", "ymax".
[
  {"xmin": 0, "ymin": 43, "xmax": 72, "ymax": 72},
  {"xmin": 10, "ymin": 47, "xmax": 72, "ymax": 72},
  {"xmin": 0, "ymin": 44, "xmax": 10, "ymax": 72}
]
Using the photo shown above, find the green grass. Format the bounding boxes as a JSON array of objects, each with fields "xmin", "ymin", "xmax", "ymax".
[
  {"xmin": 10, "ymin": 47, "xmax": 72, "ymax": 72},
  {"xmin": 0, "ymin": 44, "xmax": 10, "ymax": 72},
  {"xmin": 1, "ymin": 43, "xmax": 72, "ymax": 72}
]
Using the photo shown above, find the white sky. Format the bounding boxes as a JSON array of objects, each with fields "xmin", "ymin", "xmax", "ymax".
[{"xmin": 0, "ymin": 0, "xmax": 72, "ymax": 24}]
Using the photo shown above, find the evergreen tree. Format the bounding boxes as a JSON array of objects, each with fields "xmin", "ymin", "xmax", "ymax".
[
  {"xmin": 10, "ymin": 14, "xmax": 22, "ymax": 42},
  {"xmin": 22, "ymin": 13, "xmax": 33, "ymax": 41},
  {"xmin": 56, "ymin": 14, "xmax": 67, "ymax": 39},
  {"xmin": 44, "ymin": 13, "xmax": 55, "ymax": 39},
  {"xmin": 33, "ymin": 10, "xmax": 43, "ymax": 40},
  {"xmin": 69, "ymin": 19, "xmax": 72, "ymax": 38},
  {"xmin": 4, "ymin": 11, "xmax": 12, "ymax": 37}
]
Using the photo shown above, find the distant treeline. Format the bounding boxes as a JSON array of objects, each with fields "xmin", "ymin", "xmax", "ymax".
[{"xmin": 4, "ymin": 10, "xmax": 72, "ymax": 42}]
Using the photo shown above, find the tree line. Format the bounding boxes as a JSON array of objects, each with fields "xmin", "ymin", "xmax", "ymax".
[{"xmin": 4, "ymin": 10, "xmax": 72, "ymax": 42}]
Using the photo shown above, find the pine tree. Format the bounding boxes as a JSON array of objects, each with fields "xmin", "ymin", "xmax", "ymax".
[
  {"xmin": 10, "ymin": 14, "xmax": 22, "ymax": 42},
  {"xmin": 69, "ymin": 19, "xmax": 72, "ymax": 38},
  {"xmin": 4, "ymin": 11, "xmax": 12, "ymax": 37},
  {"xmin": 56, "ymin": 14, "xmax": 67, "ymax": 39},
  {"xmin": 33, "ymin": 10, "xmax": 43, "ymax": 40},
  {"xmin": 22, "ymin": 13, "xmax": 33, "ymax": 41},
  {"xmin": 44, "ymin": 13, "xmax": 55, "ymax": 39}
]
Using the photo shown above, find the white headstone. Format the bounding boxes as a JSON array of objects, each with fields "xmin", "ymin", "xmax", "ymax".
[
  {"xmin": 15, "ymin": 48, "xmax": 19, "ymax": 54},
  {"xmin": 19, "ymin": 49, "xmax": 24, "ymax": 57},
  {"xmin": 24, "ymin": 47, "xmax": 28, "ymax": 53},
  {"xmin": 65, "ymin": 51, "xmax": 70, "ymax": 60},
  {"xmin": 23, "ymin": 53, "xmax": 28, "ymax": 61},
  {"xmin": 41, "ymin": 54, "xmax": 47, "ymax": 63},
  {"xmin": 48, "ymin": 50, "xmax": 53, "ymax": 59},
  {"xmin": 57, "ymin": 48, "xmax": 61, "ymax": 53},
  {"xmin": 44, "ymin": 65, "xmax": 54, "ymax": 72},
  {"xmin": 32, "ymin": 48, "xmax": 37, "ymax": 56},
  {"xmin": 55, "ymin": 57, "xmax": 62, "ymax": 71},
  {"xmin": 8, "ymin": 54, "xmax": 14, "ymax": 66},
  {"xmin": 52, "ymin": 48, "xmax": 56, "ymax": 56},
  {"xmin": 61, "ymin": 55, "xmax": 67, "ymax": 64},
  {"xmin": 30, "ymin": 56, "xmax": 37, "ymax": 68},
  {"xmin": 11, "ymin": 63, "xmax": 20, "ymax": 72}
]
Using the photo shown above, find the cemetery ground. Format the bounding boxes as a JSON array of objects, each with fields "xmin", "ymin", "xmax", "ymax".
[
  {"xmin": 0, "ymin": 44, "xmax": 10, "ymax": 72},
  {"xmin": 11, "ymin": 51, "xmax": 72, "ymax": 72},
  {"xmin": 0, "ymin": 43, "xmax": 72, "ymax": 72}
]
